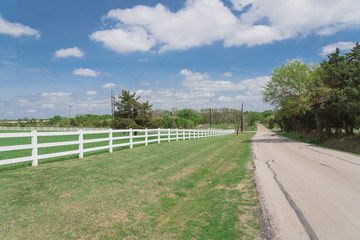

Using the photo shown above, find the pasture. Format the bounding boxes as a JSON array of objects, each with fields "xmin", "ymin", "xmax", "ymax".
[
  {"xmin": 0, "ymin": 129, "xmax": 221, "ymax": 172},
  {"xmin": 0, "ymin": 133, "xmax": 260, "ymax": 239}
]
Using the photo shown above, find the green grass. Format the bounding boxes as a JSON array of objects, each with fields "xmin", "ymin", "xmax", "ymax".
[
  {"xmin": 0, "ymin": 133, "xmax": 260, "ymax": 239},
  {"xmin": 277, "ymin": 131, "xmax": 360, "ymax": 155},
  {"xmin": 0, "ymin": 131, "xmax": 186, "ymax": 172}
]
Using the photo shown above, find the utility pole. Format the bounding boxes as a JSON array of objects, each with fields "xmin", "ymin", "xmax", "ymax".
[
  {"xmin": 68, "ymin": 105, "xmax": 72, "ymax": 127},
  {"xmin": 240, "ymin": 103, "xmax": 244, "ymax": 134},
  {"xmin": 111, "ymin": 90, "xmax": 115, "ymax": 119},
  {"xmin": 236, "ymin": 103, "xmax": 244, "ymax": 135},
  {"xmin": 209, "ymin": 108, "xmax": 212, "ymax": 129}
]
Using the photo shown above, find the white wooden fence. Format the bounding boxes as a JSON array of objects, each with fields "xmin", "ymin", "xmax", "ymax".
[
  {"xmin": 0, "ymin": 128, "xmax": 234, "ymax": 167},
  {"xmin": 0, "ymin": 126, "xmax": 108, "ymax": 131}
]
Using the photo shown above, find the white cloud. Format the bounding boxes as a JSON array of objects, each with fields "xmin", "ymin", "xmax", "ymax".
[
  {"xmin": 73, "ymin": 68, "xmax": 100, "ymax": 77},
  {"xmin": 0, "ymin": 15, "xmax": 40, "ymax": 39},
  {"xmin": 223, "ymin": 72, "xmax": 233, "ymax": 77},
  {"xmin": 24, "ymin": 67, "xmax": 48, "ymax": 73},
  {"xmin": 2, "ymin": 92, "xmax": 114, "ymax": 119},
  {"xmin": 180, "ymin": 68, "xmax": 247, "ymax": 92},
  {"xmin": 55, "ymin": 47, "xmax": 85, "ymax": 58},
  {"xmin": 102, "ymin": 83, "xmax": 116, "ymax": 88},
  {"xmin": 90, "ymin": 27, "xmax": 156, "ymax": 53},
  {"xmin": 137, "ymin": 88, "xmax": 214, "ymax": 109},
  {"xmin": 90, "ymin": 0, "xmax": 360, "ymax": 53},
  {"xmin": 136, "ymin": 89, "xmax": 153, "ymax": 97},
  {"xmin": 230, "ymin": 0, "xmax": 253, "ymax": 11},
  {"xmin": 320, "ymin": 41, "xmax": 356, "ymax": 57},
  {"xmin": 86, "ymin": 90, "xmax": 97, "ymax": 95},
  {"xmin": 217, "ymin": 96, "xmax": 232, "ymax": 102},
  {"xmin": 41, "ymin": 92, "xmax": 72, "ymax": 97},
  {"xmin": 134, "ymin": 69, "xmax": 270, "ymax": 110},
  {"xmin": 74, "ymin": 98, "xmax": 109, "ymax": 112},
  {"xmin": 179, "ymin": 69, "xmax": 269, "ymax": 94},
  {"xmin": 41, "ymin": 104, "xmax": 55, "ymax": 109},
  {"xmin": 18, "ymin": 99, "xmax": 30, "ymax": 104}
]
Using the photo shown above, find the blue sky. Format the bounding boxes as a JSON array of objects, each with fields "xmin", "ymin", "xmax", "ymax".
[{"xmin": 1, "ymin": 0, "xmax": 360, "ymax": 119}]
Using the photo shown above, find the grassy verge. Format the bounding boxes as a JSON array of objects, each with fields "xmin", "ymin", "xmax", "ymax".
[
  {"xmin": 0, "ymin": 131, "xmax": 175, "ymax": 172},
  {"xmin": 277, "ymin": 131, "xmax": 360, "ymax": 155},
  {"xmin": 0, "ymin": 133, "xmax": 260, "ymax": 239}
]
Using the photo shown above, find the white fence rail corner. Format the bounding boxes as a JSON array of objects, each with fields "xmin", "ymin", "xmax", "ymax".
[{"xmin": 0, "ymin": 128, "xmax": 234, "ymax": 167}]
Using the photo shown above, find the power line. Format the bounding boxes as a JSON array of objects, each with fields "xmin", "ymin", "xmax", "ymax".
[
  {"xmin": 212, "ymin": 0, "xmax": 226, "ymax": 38},
  {"xmin": 207, "ymin": 0, "xmax": 222, "ymax": 39}
]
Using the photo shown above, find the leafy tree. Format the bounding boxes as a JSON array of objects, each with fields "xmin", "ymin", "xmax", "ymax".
[
  {"xmin": 320, "ymin": 43, "xmax": 360, "ymax": 135},
  {"xmin": 177, "ymin": 109, "xmax": 201, "ymax": 125},
  {"xmin": 248, "ymin": 111, "xmax": 262, "ymax": 127},
  {"xmin": 262, "ymin": 59, "xmax": 314, "ymax": 132},
  {"xmin": 112, "ymin": 89, "xmax": 157, "ymax": 129}
]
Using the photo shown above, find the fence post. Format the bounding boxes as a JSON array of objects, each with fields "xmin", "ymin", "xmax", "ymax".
[
  {"xmin": 109, "ymin": 129, "xmax": 113, "ymax": 153},
  {"xmin": 188, "ymin": 130, "xmax": 191, "ymax": 140},
  {"xmin": 129, "ymin": 128, "xmax": 133, "ymax": 149},
  {"xmin": 158, "ymin": 128, "xmax": 161, "ymax": 143},
  {"xmin": 145, "ymin": 128, "xmax": 148, "ymax": 146},
  {"xmin": 183, "ymin": 129, "xmax": 185, "ymax": 140},
  {"xmin": 31, "ymin": 130, "xmax": 38, "ymax": 166},
  {"xmin": 168, "ymin": 128, "xmax": 170, "ymax": 142},
  {"xmin": 79, "ymin": 130, "xmax": 84, "ymax": 158},
  {"xmin": 176, "ymin": 129, "xmax": 179, "ymax": 141}
]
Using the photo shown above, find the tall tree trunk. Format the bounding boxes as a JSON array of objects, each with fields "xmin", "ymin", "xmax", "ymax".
[
  {"xmin": 344, "ymin": 121, "xmax": 349, "ymax": 135},
  {"xmin": 315, "ymin": 112, "xmax": 324, "ymax": 143},
  {"xmin": 349, "ymin": 125, "xmax": 354, "ymax": 135},
  {"xmin": 326, "ymin": 126, "xmax": 332, "ymax": 136}
]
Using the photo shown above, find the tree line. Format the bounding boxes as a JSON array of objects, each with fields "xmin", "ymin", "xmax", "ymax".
[
  {"xmin": 111, "ymin": 90, "xmax": 257, "ymax": 130},
  {"xmin": 262, "ymin": 43, "xmax": 360, "ymax": 141},
  {"xmin": 2, "ymin": 89, "xmax": 260, "ymax": 130}
]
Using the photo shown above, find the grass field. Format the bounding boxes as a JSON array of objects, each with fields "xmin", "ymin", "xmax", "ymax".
[
  {"xmin": 0, "ymin": 131, "xmax": 178, "ymax": 172},
  {"xmin": 0, "ymin": 133, "xmax": 260, "ymax": 239}
]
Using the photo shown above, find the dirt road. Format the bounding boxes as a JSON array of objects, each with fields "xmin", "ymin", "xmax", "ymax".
[{"xmin": 253, "ymin": 124, "xmax": 360, "ymax": 240}]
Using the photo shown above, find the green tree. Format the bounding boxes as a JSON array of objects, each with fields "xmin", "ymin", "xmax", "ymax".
[
  {"xmin": 262, "ymin": 59, "xmax": 314, "ymax": 132},
  {"xmin": 177, "ymin": 109, "xmax": 201, "ymax": 125},
  {"xmin": 112, "ymin": 90, "xmax": 155, "ymax": 129},
  {"xmin": 320, "ymin": 43, "xmax": 360, "ymax": 135}
]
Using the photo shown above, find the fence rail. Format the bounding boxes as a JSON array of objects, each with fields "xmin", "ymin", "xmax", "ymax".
[
  {"xmin": 0, "ymin": 126, "xmax": 108, "ymax": 131},
  {"xmin": 0, "ymin": 128, "xmax": 234, "ymax": 167}
]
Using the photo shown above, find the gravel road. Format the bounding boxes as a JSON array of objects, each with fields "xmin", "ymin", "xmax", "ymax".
[{"xmin": 253, "ymin": 124, "xmax": 360, "ymax": 240}]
